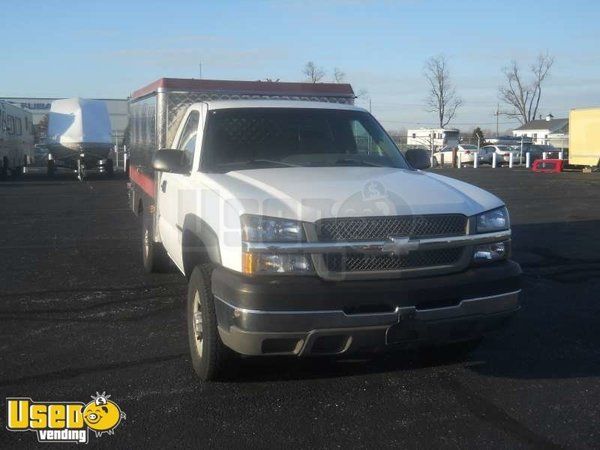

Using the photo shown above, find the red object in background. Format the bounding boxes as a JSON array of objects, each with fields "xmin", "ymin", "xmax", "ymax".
[{"xmin": 532, "ymin": 159, "xmax": 564, "ymax": 173}]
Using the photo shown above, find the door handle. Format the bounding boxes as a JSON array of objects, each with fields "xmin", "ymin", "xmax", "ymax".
[{"xmin": 161, "ymin": 180, "xmax": 167, "ymax": 193}]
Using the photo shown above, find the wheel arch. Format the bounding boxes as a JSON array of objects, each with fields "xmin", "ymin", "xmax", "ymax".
[{"xmin": 182, "ymin": 214, "xmax": 222, "ymax": 279}]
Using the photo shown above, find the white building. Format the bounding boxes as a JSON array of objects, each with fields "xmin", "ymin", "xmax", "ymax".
[
  {"xmin": 512, "ymin": 114, "xmax": 568, "ymax": 147},
  {"xmin": 407, "ymin": 128, "xmax": 459, "ymax": 151},
  {"xmin": 0, "ymin": 97, "xmax": 129, "ymax": 144}
]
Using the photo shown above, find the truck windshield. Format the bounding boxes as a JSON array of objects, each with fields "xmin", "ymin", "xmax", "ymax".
[{"xmin": 201, "ymin": 108, "xmax": 410, "ymax": 172}]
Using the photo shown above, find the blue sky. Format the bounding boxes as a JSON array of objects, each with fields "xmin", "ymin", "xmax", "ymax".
[{"xmin": 2, "ymin": 0, "xmax": 600, "ymax": 132}]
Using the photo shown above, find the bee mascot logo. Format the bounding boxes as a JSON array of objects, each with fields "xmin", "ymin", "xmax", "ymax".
[{"xmin": 6, "ymin": 392, "xmax": 125, "ymax": 444}]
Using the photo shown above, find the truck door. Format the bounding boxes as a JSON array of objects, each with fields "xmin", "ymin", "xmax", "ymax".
[{"xmin": 156, "ymin": 109, "xmax": 201, "ymax": 272}]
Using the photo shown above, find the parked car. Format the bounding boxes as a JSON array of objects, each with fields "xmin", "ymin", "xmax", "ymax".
[
  {"xmin": 432, "ymin": 144, "xmax": 478, "ymax": 166},
  {"xmin": 477, "ymin": 146, "xmax": 495, "ymax": 165},
  {"xmin": 520, "ymin": 144, "xmax": 564, "ymax": 161},
  {"xmin": 481, "ymin": 145, "xmax": 521, "ymax": 165},
  {"xmin": 128, "ymin": 78, "xmax": 521, "ymax": 381}
]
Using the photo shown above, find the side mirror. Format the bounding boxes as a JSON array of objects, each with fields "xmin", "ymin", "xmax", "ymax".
[
  {"xmin": 405, "ymin": 148, "xmax": 431, "ymax": 170},
  {"xmin": 152, "ymin": 149, "xmax": 190, "ymax": 174}
]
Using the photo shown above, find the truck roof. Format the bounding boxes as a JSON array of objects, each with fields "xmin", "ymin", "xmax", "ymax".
[
  {"xmin": 200, "ymin": 99, "xmax": 366, "ymax": 111},
  {"xmin": 131, "ymin": 78, "xmax": 355, "ymax": 100}
]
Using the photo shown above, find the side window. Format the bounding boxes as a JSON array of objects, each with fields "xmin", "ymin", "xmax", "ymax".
[{"xmin": 177, "ymin": 111, "xmax": 200, "ymax": 169}]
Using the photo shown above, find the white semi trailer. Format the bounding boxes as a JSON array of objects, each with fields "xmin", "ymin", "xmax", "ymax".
[
  {"xmin": 47, "ymin": 98, "xmax": 113, "ymax": 180},
  {"xmin": 0, "ymin": 100, "xmax": 34, "ymax": 179}
]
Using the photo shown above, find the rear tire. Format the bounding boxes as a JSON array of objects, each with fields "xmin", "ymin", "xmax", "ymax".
[
  {"xmin": 142, "ymin": 212, "xmax": 172, "ymax": 273},
  {"xmin": 187, "ymin": 264, "xmax": 235, "ymax": 381}
]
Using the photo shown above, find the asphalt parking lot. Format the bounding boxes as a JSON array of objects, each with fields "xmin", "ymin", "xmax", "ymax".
[{"xmin": 1, "ymin": 168, "xmax": 599, "ymax": 449}]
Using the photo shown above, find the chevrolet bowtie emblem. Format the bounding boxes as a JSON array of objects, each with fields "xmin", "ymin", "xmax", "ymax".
[{"xmin": 382, "ymin": 236, "xmax": 419, "ymax": 256}]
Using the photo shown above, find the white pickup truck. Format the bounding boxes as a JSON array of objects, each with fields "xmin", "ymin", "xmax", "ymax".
[{"xmin": 128, "ymin": 78, "xmax": 521, "ymax": 381}]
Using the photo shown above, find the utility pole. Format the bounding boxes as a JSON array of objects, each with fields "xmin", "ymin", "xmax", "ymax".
[
  {"xmin": 198, "ymin": 61, "xmax": 202, "ymax": 79},
  {"xmin": 494, "ymin": 103, "xmax": 500, "ymax": 137},
  {"xmin": 369, "ymin": 98, "xmax": 372, "ymax": 113}
]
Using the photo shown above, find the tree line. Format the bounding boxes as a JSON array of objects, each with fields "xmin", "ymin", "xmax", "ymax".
[{"xmin": 297, "ymin": 54, "xmax": 554, "ymax": 128}]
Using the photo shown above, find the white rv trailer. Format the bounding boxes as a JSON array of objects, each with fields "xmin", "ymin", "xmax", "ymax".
[
  {"xmin": 406, "ymin": 128, "xmax": 459, "ymax": 151},
  {"xmin": 0, "ymin": 100, "xmax": 34, "ymax": 178},
  {"xmin": 47, "ymin": 98, "xmax": 113, "ymax": 179}
]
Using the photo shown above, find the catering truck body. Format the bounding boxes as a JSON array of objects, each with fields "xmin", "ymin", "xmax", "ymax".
[
  {"xmin": 128, "ymin": 78, "xmax": 521, "ymax": 381},
  {"xmin": 569, "ymin": 107, "xmax": 600, "ymax": 167},
  {"xmin": 0, "ymin": 100, "xmax": 34, "ymax": 178}
]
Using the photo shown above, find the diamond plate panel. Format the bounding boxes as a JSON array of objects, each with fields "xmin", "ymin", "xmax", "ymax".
[
  {"xmin": 316, "ymin": 214, "xmax": 467, "ymax": 242},
  {"xmin": 324, "ymin": 248, "xmax": 464, "ymax": 272}
]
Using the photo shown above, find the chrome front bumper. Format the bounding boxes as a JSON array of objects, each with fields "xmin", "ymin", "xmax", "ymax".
[{"xmin": 215, "ymin": 290, "xmax": 520, "ymax": 356}]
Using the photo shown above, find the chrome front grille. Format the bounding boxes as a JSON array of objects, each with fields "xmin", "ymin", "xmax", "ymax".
[
  {"xmin": 315, "ymin": 214, "xmax": 468, "ymax": 275},
  {"xmin": 323, "ymin": 248, "xmax": 465, "ymax": 273},
  {"xmin": 316, "ymin": 214, "xmax": 467, "ymax": 242}
]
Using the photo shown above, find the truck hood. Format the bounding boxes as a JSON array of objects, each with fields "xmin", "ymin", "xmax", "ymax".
[{"xmin": 204, "ymin": 167, "xmax": 504, "ymax": 222}]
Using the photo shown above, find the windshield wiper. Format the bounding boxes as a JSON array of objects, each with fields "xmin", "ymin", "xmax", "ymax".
[
  {"xmin": 216, "ymin": 159, "xmax": 299, "ymax": 171},
  {"xmin": 334, "ymin": 158, "xmax": 382, "ymax": 167},
  {"xmin": 246, "ymin": 159, "xmax": 299, "ymax": 167}
]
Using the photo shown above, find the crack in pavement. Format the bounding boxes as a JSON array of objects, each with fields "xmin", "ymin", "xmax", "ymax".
[
  {"xmin": 0, "ymin": 282, "xmax": 185, "ymax": 299},
  {"xmin": 0, "ymin": 353, "xmax": 187, "ymax": 388},
  {"xmin": 438, "ymin": 373, "xmax": 563, "ymax": 449},
  {"xmin": 0, "ymin": 292, "xmax": 182, "ymax": 315}
]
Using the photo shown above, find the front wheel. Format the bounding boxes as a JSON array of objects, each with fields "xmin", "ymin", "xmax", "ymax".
[{"xmin": 187, "ymin": 264, "xmax": 235, "ymax": 381}]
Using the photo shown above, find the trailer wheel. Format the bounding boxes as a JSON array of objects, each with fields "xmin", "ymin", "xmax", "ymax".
[
  {"xmin": 106, "ymin": 158, "xmax": 114, "ymax": 178},
  {"xmin": 142, "ymin": 212, "xmax": 172, "ymax": 273},
  {"xmin": 1, "ymin": 157, "xmax": 9, "ymax": 180},
  {"xmin": 76, "ymin": 159, "xmax": 86, "ymax": 182},
  {"xmin": 0, "ymin": 167, "xmax": 7, "ymax": 180},
  {"xmin": 47, "ymin": 160, "xmax": 56, "ymax": 177},
  {"xmin": 187, "ymin": 264, "xmax": 235, "ymax": 381}
]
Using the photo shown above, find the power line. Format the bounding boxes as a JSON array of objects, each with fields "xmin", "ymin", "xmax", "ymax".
[{"xmin": 378, "ymin": 119, "xmax": 517, "ymax": 126}]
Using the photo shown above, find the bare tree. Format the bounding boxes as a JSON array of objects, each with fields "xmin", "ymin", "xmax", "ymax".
[
  {"xmin": 333, "ymin": 67, "xmax": 346, "ymax": 83},
  {"xmin": 424, "ymin": 55, "xmax": 462, "ymax": 128},
  {"xmin": 498, "ymin": 53, "xmax": 554, "ymax": 124},
  {"xmin": 303, "ymin": 61, "xmax": 325, "ymax": 83}
]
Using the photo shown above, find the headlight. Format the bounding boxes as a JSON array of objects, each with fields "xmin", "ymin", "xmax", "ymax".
[
  {"xmin": 475, "ymin": 207, "xmax": 509, "ymax": 233},
  {"xmin": 241, "ymin": 215, "xmax": 305, "ymax": 242},
  {"xmin": 241, "ymin": 215, "xmax": 312, "ymax": 274},
  {"xmin": 243, "ymin": 252, "xmax": 313, "ymax": 274}
]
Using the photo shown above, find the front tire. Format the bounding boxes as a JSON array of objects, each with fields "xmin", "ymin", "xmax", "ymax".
[
  {"xmin": 187, "ymin": 264, "xmax": 235, "ymax": 381},
  {"xmin": 142, "ymin": 212, "xmax": 172, "ymax": 273}
]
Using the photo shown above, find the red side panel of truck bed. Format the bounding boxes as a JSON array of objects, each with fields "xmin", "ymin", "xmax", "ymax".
[{"xmin": 129, "ymin": 167, "xmax": 155, "ymax": 198}]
